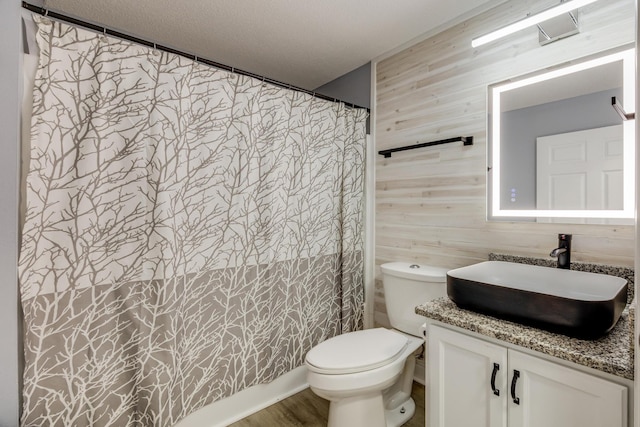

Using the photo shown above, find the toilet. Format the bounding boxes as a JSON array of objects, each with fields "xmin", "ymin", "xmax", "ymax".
[{"xmin": 305, "ymin": 262, "xmax": 448, "ymax": 427}]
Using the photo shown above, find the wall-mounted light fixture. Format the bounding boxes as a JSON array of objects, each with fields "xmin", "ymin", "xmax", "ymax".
[{"xmin": 471, "ymin": 0, "xmax": 599, "ymax": 47}]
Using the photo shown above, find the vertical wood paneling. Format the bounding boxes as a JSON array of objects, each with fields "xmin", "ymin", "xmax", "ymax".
[{"xmin": 374, "ymin": 0, "xmax": 635, "ymax": 326}]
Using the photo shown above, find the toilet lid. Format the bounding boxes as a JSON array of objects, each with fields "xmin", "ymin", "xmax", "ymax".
[{"xmin": 305, "ymin": 328, "xmax": 408, "ymax": 375}]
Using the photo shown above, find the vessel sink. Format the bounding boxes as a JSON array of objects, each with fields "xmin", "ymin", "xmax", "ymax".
[{"xmin": 446, "ymin": 261, "xmax": 628, "ymax": 339}]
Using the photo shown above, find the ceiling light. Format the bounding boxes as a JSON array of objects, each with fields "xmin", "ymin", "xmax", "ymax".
[{"xmin": 472, "ymin": 0, "xmax": 599, "ymax": 48}]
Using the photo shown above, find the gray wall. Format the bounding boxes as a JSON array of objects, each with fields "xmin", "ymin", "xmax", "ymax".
[
  {"xmin": 0, "ymin": 0, "xmax": 22, "ymax": 425},
  {"xmin": 314, "ymin": 62, "xmax": 371, "ymax": 133},
  {"xmin": 500, "ymin": 88, "xmax": 622, "ymax": 209},
  {"xmin": 314, "ymin": 62, "xmax": 371, "ymax": 109}
]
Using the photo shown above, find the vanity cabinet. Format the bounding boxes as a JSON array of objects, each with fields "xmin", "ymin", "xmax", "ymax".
[{"xmin": 428, "ymin": 325, "xmax": 628, "ymax": 427}]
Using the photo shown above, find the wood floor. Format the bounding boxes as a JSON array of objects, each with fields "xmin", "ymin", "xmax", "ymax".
[{"xmin": 230, "ymin": 381, "xmax": 425, "ymax": 427}]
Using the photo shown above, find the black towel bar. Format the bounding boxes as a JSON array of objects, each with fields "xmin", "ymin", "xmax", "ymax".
[
  {"xmin": 378, "ymin": 136, "xmax": 473, "ymax": 158},
  {"xmin": 611, "ymin": 96, "xmax": 635, "ymax": 121}
]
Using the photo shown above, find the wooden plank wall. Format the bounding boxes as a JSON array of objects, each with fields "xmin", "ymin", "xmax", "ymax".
[{"xmin": 374, "ymin": 0, "xmax": 636, "ymax": 326}]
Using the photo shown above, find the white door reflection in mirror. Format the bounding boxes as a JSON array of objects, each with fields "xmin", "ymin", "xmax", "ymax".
[{"xmin": 536, "ymin": 125, "xmax": 624, "ymax": 224}]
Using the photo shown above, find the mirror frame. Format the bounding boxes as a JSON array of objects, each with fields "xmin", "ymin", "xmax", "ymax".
[{"xmin": 487, "ymin": 47, "xmax": 635, "ymax": 220}]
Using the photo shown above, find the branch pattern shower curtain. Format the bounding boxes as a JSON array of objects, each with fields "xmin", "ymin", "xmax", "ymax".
[{"xmin": 19, "ymin": 17, "xmax": 367, "ymax": 426}]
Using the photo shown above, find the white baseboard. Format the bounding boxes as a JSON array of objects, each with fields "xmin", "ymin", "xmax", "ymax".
[{"xmin": 175, "ymin": 366, "xmax": 309, "ymax": 427}]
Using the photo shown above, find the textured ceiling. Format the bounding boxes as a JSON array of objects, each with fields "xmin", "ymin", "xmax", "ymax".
[{"xmin": 42, "ymin": 0, "xmax": 496, "ymax": 89}]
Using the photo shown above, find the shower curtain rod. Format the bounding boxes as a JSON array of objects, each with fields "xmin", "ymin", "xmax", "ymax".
[{"xmin": 21, "ymin": 1, "xmax": 370, "ymax": 113}]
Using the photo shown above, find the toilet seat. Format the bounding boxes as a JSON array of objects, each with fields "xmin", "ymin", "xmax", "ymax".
[{"xmin": 305, "ymin": 328, "xmax": 408, "ymax": 375}]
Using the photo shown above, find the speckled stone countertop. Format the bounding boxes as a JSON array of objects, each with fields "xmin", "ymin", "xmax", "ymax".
[{"xmin": 416, "ymin": 254, "xmax": 635, "ymax": 381}]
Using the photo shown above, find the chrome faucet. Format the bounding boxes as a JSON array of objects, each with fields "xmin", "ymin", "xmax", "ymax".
[{"xmin": 549, "ymin": 234, "xmax": 572, "ymax": 269}]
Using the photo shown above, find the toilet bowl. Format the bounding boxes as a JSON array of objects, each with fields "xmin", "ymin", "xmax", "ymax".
[{"xmin": 305, "ymin": 262, "xmax": 448, "ymax": 427}]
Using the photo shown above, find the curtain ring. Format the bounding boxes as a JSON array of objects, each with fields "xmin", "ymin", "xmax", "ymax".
[
  {"xmin": 44, "ymin": 8, "xmax": 49, "ymax": 17},
  {"xmin": 100, "ymin": 28, "xmax": 108, "ymax": 43},
  {"xmin": 152, "ymin": 43, "xmax": 160, "ymax": 57}
]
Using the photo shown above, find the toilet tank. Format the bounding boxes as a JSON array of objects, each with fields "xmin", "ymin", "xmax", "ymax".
[{"xmin": 380, "ymin": 262, "xmax": 448, "ymax": 337}]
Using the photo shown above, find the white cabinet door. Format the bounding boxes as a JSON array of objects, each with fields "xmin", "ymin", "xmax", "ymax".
[
  {"xmin": 508, "ymin": 350, "xmax": 627, "ymax": 427},
  {"xmin": 429, "ymin": 326, "xmax": 508, "ymax": 427}
]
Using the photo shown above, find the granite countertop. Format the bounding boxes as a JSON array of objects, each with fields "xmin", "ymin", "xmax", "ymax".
[
  {"xmin": 416, "ymin": 254, "xmax": 635, "ymax": 381},
  {"xmin": 417, "ymin": 298, "xmax": 633, "ymax": 380}
]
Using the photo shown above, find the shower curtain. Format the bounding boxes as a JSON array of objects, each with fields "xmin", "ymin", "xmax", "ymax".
[{"xmin": 19, "ymin": 17, "xmax": 367, "ymax": 426}]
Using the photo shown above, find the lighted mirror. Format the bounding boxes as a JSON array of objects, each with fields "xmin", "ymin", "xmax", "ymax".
[{"xmin": 488, "ymin": 47, "xmax": 635, "ymax": 223}]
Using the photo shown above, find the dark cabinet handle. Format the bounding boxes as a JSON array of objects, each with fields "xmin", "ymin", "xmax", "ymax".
[
  {"xmin": 511, "ymin": 370, "xmax": 520, "ymax": 405},
  {"xmin": 490, "ymin": 363, "xmax": 500, "ymax": 396}
]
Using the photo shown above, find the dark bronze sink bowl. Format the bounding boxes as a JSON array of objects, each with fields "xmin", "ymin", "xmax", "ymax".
[{"xmin": 446, "ymin": 261, "xmax": 628, "ymax": 339}]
